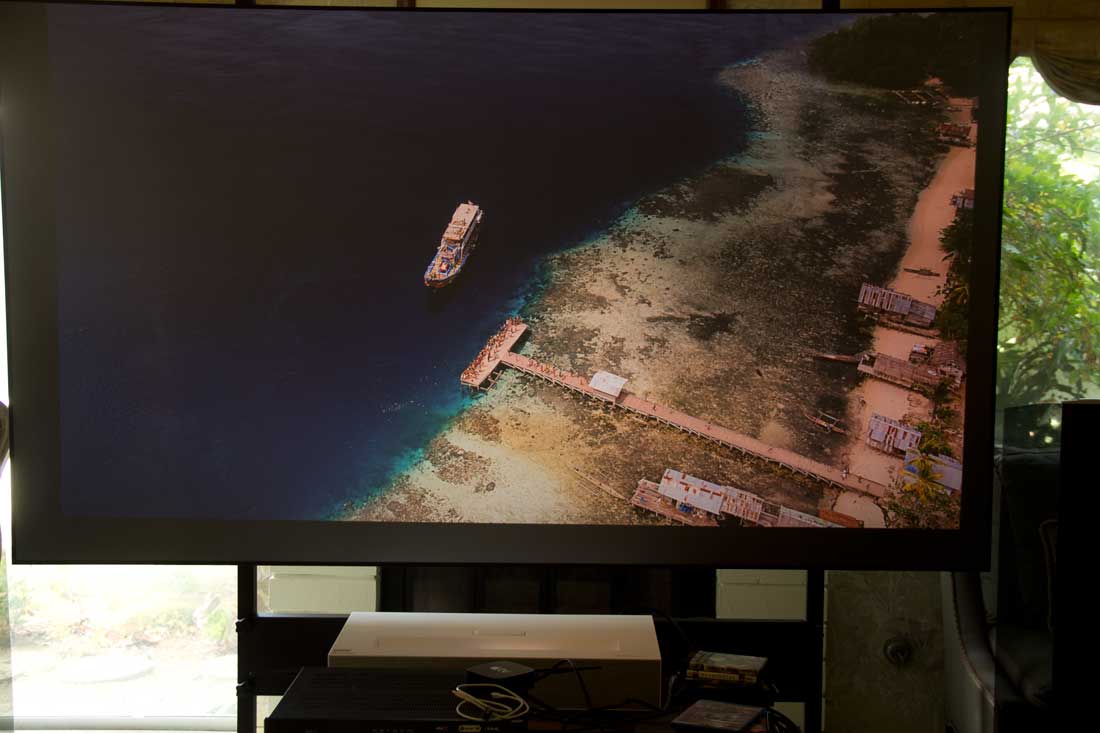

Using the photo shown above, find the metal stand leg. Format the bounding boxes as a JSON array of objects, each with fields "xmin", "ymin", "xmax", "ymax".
[
  {"xmin": 805, "ymin": 569, "xmax": 825, "ymax": 733},
  {"xmin": 237, "ymin": 564, "xmax": 258, "ymax": 733}
]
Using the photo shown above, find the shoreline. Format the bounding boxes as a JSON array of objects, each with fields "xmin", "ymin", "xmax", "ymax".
[
  {"xmin": 837, "ymin": 97, "xmax": 976, "ymax": 527},
  {"xmin": 325, "ymin": 117, "xmax": 762, "ymax": 522},
  {"xmin": 344, "ymin": 48, "xmax": 952, "ymax": 526}
]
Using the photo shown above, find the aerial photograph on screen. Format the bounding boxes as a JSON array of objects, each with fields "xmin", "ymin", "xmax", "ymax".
[{"xmin": 52, "ymin": 8, "xmax": 998, "ymax": 530}]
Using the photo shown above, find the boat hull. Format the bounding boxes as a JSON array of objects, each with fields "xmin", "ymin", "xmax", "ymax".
[
  {"xmin": 423, "ymin": 215, "xmax": 481, "ymax": 288},
  {"xmin": 424, "ymin": 272, "xmax": 459, "ymax": 288}
]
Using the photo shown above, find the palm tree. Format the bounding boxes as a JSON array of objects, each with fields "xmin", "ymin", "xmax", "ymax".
[{"xmin": 904, "ymin": 453, "xmax": 945, "ymax": 501}]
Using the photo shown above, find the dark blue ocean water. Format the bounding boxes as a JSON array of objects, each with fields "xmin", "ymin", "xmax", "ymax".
[{"xmin": 50, "ymin": 6, "xmax": 837, "ymax": 520}]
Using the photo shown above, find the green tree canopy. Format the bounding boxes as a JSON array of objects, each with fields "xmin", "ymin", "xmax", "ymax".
[
  {"xmin": 915, "ymin": 420, "xmax": 954, "ymax": 459},
  {"xmin": 807, "ymin": 13, "xmax": 1001, "ymax": 96},
  {"xmin": 882, "ymin": 481, "xmax": 960, "ymax": 530},
  {"xmin": 998, "ymin": 59, "xmax": 1100, "ymax": 408},
  {"xmin": 934, "ymin": 209, "xmax": 974, "ymax": 344}
]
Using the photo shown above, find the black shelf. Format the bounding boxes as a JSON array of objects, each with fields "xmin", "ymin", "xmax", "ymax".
[{"xmin": 237, "ymin": 565, "xmax": 825, "ymax": 732}]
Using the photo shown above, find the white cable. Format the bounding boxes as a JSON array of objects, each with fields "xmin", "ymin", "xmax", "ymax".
[
  {"xmin": 451, "ymin": 683, "xmax": 530, "ymax": 722},
  {"xmin": 452, "ymin": 683, "xmax": 529, "ymax": 721}
]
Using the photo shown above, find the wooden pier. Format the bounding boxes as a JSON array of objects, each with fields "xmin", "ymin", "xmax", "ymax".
[
  {"xmin": 462, "ymin": 320, "xmax": 888, "ymax": 498},
  {"xmin": 460, "ymin": 318, "xmax": 529, "ymax": 389}
]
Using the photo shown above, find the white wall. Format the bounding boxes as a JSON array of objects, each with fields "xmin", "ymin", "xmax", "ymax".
[{"xmin": 717, "ymin": 570, "xmax": 810, "ymax": 729}]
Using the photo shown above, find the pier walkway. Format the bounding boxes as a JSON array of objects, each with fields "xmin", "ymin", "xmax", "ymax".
[
  {"xmin": 460, "ymin": 318, "xmax": 528, "ymax": 389},
  {"xmin": 461, "ymin": 320, "xmax": 888, "ymax": 498}
]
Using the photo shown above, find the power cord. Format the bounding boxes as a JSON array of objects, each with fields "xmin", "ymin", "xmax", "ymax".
[
  {"xmin": 762, "ymin": 706, "xmax": 800, "ymax": 733},
  {"xmin": 451, "ymin": 682, "xmax": 530, "ymax": 722},
  {"xmin": 619, "ymin": 607, "xmax": 696, "ymax": 680},
  {"xmin": 476, "ymin": 657, "xmax": 793, "ymax": 733},
  {"xmin": 539, "ymin": 659, "xmax": 596, "ymax": 711},
  {"xmin": 618, "ymin": 607, "xmax": 699, "ymax": 710},
  {"xmin": 521, "ymin": 659, "xmax": 670, "ymax": 732}
]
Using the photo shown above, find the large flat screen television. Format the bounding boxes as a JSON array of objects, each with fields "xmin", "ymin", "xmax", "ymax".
[{"xmin": 1, "ymin": 2, "xmax": 1008, "ymax": 567}]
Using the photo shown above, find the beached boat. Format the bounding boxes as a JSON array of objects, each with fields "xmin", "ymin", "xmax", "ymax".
[{"xmin": 423, "ymin": 201, "xmax": 483, "ymax": 288}]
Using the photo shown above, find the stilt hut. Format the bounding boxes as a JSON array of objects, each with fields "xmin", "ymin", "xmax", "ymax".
[
  {"xmin": 858, "ymin": 283, "xmax": 937, "ymax": 328},
  {"xmin": 950, "ymin": 188, "xmax": 976, "ymax": 210},
  {"xmin": 867, "ymin": 413, "xmax": 923, "ymax": 455}
]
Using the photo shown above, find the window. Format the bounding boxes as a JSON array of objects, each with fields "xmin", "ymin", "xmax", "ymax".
[
  {"xmin": 997, "ymin": 57, "xmax": 1100, "ymax": 412},
  {"xmin": 0, "ymin": 152, "xmax": 237, "ymax": 728}
]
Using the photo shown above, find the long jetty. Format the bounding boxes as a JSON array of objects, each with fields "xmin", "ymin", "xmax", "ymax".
[{"xmin": 461, "ymin": 320, "xmax": 888, "ymax": 498}]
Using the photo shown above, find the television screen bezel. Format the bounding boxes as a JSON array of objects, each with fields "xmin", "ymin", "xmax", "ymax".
[{"xmin": 1, "ymin": 1, "xmax": 1009, "ymax": 569}]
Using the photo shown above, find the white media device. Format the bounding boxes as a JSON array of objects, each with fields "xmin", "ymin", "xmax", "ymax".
[{"xmin": 328, "ymin": 612, "xmax": 663, "ymax": 709}]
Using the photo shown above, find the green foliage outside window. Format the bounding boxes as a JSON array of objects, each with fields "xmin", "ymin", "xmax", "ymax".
[{"xmin": 998, "ymin": 59, "xmax": 1100, "ymax": 409}]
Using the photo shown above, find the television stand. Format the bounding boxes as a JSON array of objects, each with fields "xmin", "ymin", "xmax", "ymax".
[{"xmin": 236, "ymin": 566, "xmax": 824, "ymax": 733}]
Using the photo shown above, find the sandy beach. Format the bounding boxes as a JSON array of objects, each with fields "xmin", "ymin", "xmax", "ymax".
[
  {"xmin": 348, "ymin": 50, "xmax": 955, "ymax": 527},
  {"xmin": 836, "ymin": 98, "xmax": 975, "ymax": 527}
]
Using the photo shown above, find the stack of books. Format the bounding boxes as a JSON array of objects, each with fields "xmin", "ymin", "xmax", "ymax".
[{"xmin": 685, "ymin": 651, "xmax": 768, "ymax": 688}]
